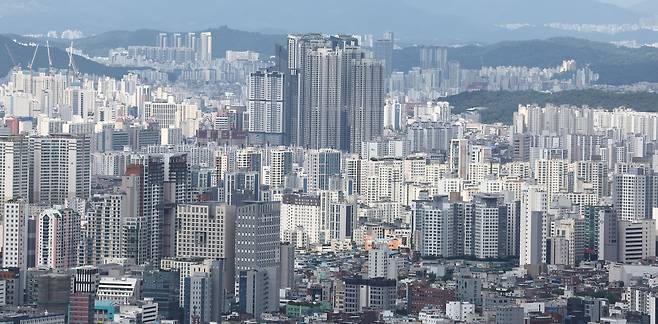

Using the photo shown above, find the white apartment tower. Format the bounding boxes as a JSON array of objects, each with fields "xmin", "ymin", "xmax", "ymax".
[
  {"xmin": 613, "ymin": 167, "xmax": 652, "ymax": 221},
  {"xmin": 520, "ymin": 186, "xmax": 548, "ymax": 266},
  {"xmin": 199, "ymin": 32, "xmax": 213, "ymax": 63},
  {"xmin": 367, "ymin": 247, "xmax": 398, "ymax": 280},
  {"xmin": 31, "ymin": 134, "xmax": 91, "ymax": 206},
  {"xmin": 534, "ymin": 159, "xmax": 569, "ymax": 196},
  {"xmin": 35, "ymin": 208, "xmax": 81, "ymax": 269},
  {"xmin": 281, "ymin": 193, "xmax": 321, "ymax": 247},
  {"xmin": 0, "ymin": 136, "xmax": 30, "ymax": 202},
  {"xmin": 472, "ymin": 194, "xmax": 509, "ymax": 259},
  {"xmin": 414, "ymin": 196, "xmax": 455, "ymax": 258},
  {"xmin": 87, "ymin": 194, "xmax": 125, "ymax": 265},
  {"xmin": 247, "ymin": 70, "xmax": 285, "ymax": 134},
  {"xmin": 2, "ymin": 201, "xmax": 30, "ymax": 269},
  {"xmin": 268, "ymin": 148, "xmax": 293, "ymax": 188},
  {"xmin": 450, "ymin": 139, "xmax": 469, "ymax": 179}
]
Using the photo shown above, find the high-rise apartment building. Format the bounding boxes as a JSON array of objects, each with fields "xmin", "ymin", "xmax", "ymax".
[
  {"xmin": 186, "ymin": 33, "xmax": 197, "ymax": 50},
  {"xmin": 87, "ymin": 193, "xmax": 125, "ymax": 264},
  {"xmin": 267, "ymin": 147, "xmax": 293, "ymax": 188},
  {"xmin": 35, "ymin": 207, "xmax": 81, "ymax": 269},
  {"xmin": 471, "ymin": 194, "xmax": 510, "ymax": 260},
  {"xmin": 287, "ymin": 34, "xmax": 384, "ymax": 152},
  {"xmin": 122, "ymin": 159, "xmax": 164, "ymax": 265},
  {"xmin": 414, "ymin": 196, "xmax": 456, "ymax": 258},
  {"xmin": 247, "ymin": 69, "xmax": 285, "ymax": 134},
  {"xmin": 281, "ymin": 193, "xmax": 321, "ymax": 247},
  {"xmin": 0, "ymin": 136, "xmax": 30, "ymax": 201},
  {"xmin": 520, "ymin": 186, "xmax": 548, "ymax": 266},
  {"xmin": 367, "ymin": 247, "xmax": 398, "ymax": 280},
  {"xmin": 450, "ymin": 139, "xmax": 469, "ymax": 178},
  {"xmin": 158, "ymin": 33, "xmax": 168, "ymax": 48},
  {"xmin": 199, "ymin": 32, "xmax": 213, "ymax": 63},
  {"xmin": 613, "ymin": 167, "xmax": 653, "ymax": 221},
  {"xmin": 304, "ymin": 149, "xmax": 342, "ymax": 192},
  {"xmin": 31, "ymin": 134, "xmax": 91, "ymax": 206},
  {"xmin": 172, "ymin": 33, "xmax": 183, "ymax": 48},
  {"xmin": 373, "ymin": 36, "xmax": 393, "ymax": 77},
  {"xmin": 420, "ymin": 46, "xmax": 448, "ymax": 71},
  {"xmin": 2, "ymin": 201, "xmax": 30, "ymax": 269},
  {"xmin": 349, "ymin": 59, "xmax": 385, "ymax": 154}
]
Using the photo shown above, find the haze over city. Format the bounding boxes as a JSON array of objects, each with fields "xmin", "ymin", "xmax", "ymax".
[{"xmin": 1, "ymin": 1, "xmax": 658, "ymax": 323}]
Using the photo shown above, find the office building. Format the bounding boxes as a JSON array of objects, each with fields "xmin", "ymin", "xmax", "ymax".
[
  {"xmin": 618, "ymin": 220, "xmax": 656, "ymax": 263},
  {"xmin": 183, "ymin": 272, "xmax": 212, "ymax": 324},
  {"xmin": 175, "ymin": 202, "xmax": 236, "ymax": 284},
  {"xmin": 142, "ymin": 270, "xmax": 180, "ymax": 320},
  {"xmin": 420, "ymin": 46, "xmax": 448, "ymax": 71},
  {"xmin": 373, "ymin": 35, "xmax": 393, "ymax": 76},
  {"xmin": 304, "ymin": 149, "xmax": 342, "ymax": 192},
  {"xmin": 343, "ymin": 277, "xmax": 396, "ymax": 313},
  {"xmin": 36, "ymin": 273, "xmax": 71, "ymax": 314},
  {"xmin": 181, "ymin": 260, "xmax": 224, "ymax": 324},
  {"xmin": 235, "ymin": 201, "xmax": 280, "ymax": 317},
  {"xmin": 96, "ymin": 277, "xmax": 141, "ymax": 305}
]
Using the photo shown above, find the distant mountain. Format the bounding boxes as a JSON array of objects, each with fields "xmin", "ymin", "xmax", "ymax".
[
  {"xmin": 630, "ymin": 0, "xmax": 658, "ymax": 15},
  {"xmin": 598, "ymin": 0, "xmax": 645, "ymax": 8},
  {"xmin": 394, "ymin": 38, "xmax": 658, "ymax": 85},
  {"xmin": 409, "ymin": 0, "xmax": 638, "ymax": 25},
  {"xmin": 0, "ymin": 0, "xmax": 642, "ymax": 44},
  {"xmin": 63, "ymin": 29, "xmax": 163, "ymax": 57},
  {"xmin": 448, "ymin": 90, "xmax": 658, "ymax": 123},
  {"xmin": 46, "ymin": 26, "xmax": 286, "ymax": 59},
  {"xmin": 0, "ymin": 35, "xmax": 133, "ymax": 78}
]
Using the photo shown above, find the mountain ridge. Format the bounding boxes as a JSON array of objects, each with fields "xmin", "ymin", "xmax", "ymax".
[
  {"xmin": 0, "ymin": 0, "xmax": 646, "ymax": 43},
  {"xmin": 0, "ymin": 35, "xmax": 134, "ymax": 78},
  {"xmin": 394, "ymin": 37, "xmax": 658, "ymax": 85}
]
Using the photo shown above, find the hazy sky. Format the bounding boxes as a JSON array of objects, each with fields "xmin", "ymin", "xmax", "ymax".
[
  {"xmin": 0, "ymin": 0, "xmax": 655, "ymax": 44},
  {"xmin": 600, "ymin": 0, "xmax": 644, "ymax": 7}
]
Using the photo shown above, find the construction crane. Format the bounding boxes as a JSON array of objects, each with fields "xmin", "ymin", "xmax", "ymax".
[
  {"xmin": 67, "ymin": 41, "xmax": 79, "ymax": 78},
  {"xmin": 4, "ymin": 43, "xmax": 20, "ymax": 70},
  {"xmin": 27, "ymin": 43, "xmax": 40, "ymax": 71},
  {"xmin": 46, "ymin": 40, "xmax": 53, "ymax": 75}
]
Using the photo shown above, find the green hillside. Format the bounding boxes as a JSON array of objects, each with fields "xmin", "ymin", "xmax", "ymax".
[{"xmin": 447, "ymin": 90, "xmax": 658, "ymax": 123}]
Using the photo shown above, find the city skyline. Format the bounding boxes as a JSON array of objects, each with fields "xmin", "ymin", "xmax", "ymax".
[{"xmin": 2, "ymin": 1, "xmax": 658, "ymax": 323}]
